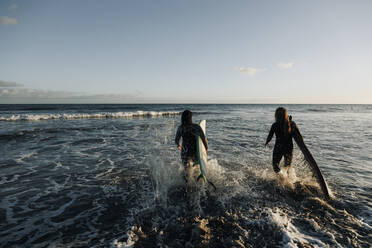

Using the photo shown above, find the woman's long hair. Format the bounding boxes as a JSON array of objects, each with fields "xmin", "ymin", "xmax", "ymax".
[
  {"xmin": 181, "ymin": 110, "xmax": 192, "ymax": 125},
  {"xmin": 275, "ymin": 107, "xmax": 291, "ymax": 135}
]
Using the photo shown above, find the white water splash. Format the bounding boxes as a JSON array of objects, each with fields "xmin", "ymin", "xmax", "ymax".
[{"xmin": 0, "ymin": 111, "xmax": 180, "ymax": 122}]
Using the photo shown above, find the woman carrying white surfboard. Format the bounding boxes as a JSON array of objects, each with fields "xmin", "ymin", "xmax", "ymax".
[{"xmin": 175, "ymin": 110, "xmax": 208, "ymax": 181}]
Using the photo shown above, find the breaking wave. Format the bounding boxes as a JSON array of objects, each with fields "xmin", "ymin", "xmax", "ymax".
[{"xmin": 0, "ymin": 111, "xmax": 180, "ymax": 122}]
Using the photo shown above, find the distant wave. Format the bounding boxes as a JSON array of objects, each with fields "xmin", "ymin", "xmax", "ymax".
[
  {"xmin": 0, "ymin": 126, "xmax": 106, "ymax": 141},
  {"xmin": 0, "ymin": 111, "xmax": 180, "ymax": 122},
  {"xmin": 15, "ymin": 107, "xmax": 60, "ymax": 111},
  {"xmin": 304, "ymin": 108, "xmax": 344, "ymax": 113},
  {"xmin": 305, "ymin": 109, "xmax": 328, "ymax": 113},
  {"xmin": 304, "ymin": 106, "xmax": 364, "ymax": 113}
]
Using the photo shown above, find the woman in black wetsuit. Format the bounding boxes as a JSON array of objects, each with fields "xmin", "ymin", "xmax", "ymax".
[
  {"xmin": 265, "ymin": 107, "xmax": 300, "ymax": 173},
  {"xmin": 175, "ymin": 110, "xmax": 208, "ymax": 170}
]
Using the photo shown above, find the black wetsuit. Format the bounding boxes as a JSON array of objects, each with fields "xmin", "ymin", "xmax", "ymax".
[
  {"xmin": 175, "ymin": 123, "xmax": 208, "ymax": 165},
  {"xmin": 266, "ymin": 121, "xmax": 299, "ymax": 172}
]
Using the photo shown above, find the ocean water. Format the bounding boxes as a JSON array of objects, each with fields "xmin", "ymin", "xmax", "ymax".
[{"xmin": 0, "ymin": 104, "xmax": 371, "ymax": 247}]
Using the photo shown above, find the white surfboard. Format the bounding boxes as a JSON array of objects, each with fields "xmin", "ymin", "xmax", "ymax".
[{"xmin": 196, "ymin": 120, "xmax": 208, "ymax": 182}]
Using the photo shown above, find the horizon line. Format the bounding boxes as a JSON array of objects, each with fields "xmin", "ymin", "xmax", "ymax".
[{"xmin": 0, "ymin": 102, "xmax": 371, "ymax": 105}]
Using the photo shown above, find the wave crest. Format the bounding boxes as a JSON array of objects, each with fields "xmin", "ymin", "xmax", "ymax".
[{"xmin": 0, "ymin": 111, "xmax": 180, "ymax": 122}]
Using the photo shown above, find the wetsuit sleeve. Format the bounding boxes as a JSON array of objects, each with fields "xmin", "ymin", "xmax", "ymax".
[
  {"xmin": 265, "ymin": 123, "xmax": 275, "ymax": 145},
  {"xmin": 199, "ymin": 128, "xmax": 208, "ymax": 151},
  {"xmin": 291, "ymin": 121, "xmax": 302, "ymax": 139},
  {"xmin": 175, "ymin": 126, "xmax": 182, "ymax": 146},
  {"xmin": 193, "ymin": 124, "xmax": 208, "ymax": 150}
]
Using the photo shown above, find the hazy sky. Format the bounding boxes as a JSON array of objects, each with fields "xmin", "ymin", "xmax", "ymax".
[{"xmin": 1, "ymin": 0, "xmax": 371, "ymax": 103}]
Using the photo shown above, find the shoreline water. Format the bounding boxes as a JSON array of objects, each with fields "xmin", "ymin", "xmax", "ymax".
[{"xmin": 0, "ymin": 104, "xmax": 371, "ymax": 247}]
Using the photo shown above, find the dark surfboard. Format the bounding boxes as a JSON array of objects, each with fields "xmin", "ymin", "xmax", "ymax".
[{"xmin": 292, "ymin": 127, "xmax": 330, "ymax": 198}]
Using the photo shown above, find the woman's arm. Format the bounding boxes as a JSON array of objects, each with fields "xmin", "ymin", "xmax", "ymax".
[
  {"xmin": 175, "ymin": 126, "xmax": 182, "ymax": 149},
  {"xmin": 193, "ymin": 124, "xmax": 208, "ymax": 151},
  {"xmin": 265, "ymin": 123, "xmax": 275, "ymax": 146},
  {"xmin": 200, "ymin": 130, "xmax": 208, "ymax": 151}
]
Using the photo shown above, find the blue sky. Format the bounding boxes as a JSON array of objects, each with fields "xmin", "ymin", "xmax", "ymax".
[{"xmin": 0, "ymin": 0, "xmax": 371, "ymax": 103}]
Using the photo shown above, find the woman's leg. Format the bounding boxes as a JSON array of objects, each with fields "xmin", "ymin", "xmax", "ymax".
[
  {"xmin": 272, "ymin": 151, "xmax": 282, "ymax": 173},
  {"xmin": 182, "ymin": 157, "xmax": 196, "ymax": 183},
  {"xmin": 283, "ymin": 150, "xmax": 293, "ymax": 167}
]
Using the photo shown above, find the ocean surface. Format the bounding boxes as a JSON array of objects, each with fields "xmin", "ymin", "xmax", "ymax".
[{"xmin": 0, "ymin": 104, "xmax": 371, "ymax": 247}]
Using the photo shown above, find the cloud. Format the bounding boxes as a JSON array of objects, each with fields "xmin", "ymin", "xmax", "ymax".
[
  {"xmin": 236, "ymin": 67, "xmax": 265, "ymax": 76},
  {"xmin": 0, "ymin": 16, "xmax": 18, "ymax": 26},
  {"xmin": 0, "ymin": 87, "xmax": 140, "ymax": 103},
  {"xmin": 0, "ymin": 88, "xmax": 75, "ymax": 98},
  {"xmin": 0, "ymin": 80, "xmax": 141, "ymax": 103},
  {"xmin": 278, "ymin": 62, "xmax": 294, "ymax": 69},
  {"xmin": 76, "ymin": 93, "xmax": 138, "ymax": 100},
  {"xmin": 0, "ymin": 80, "xmax": 23, "ymax": 87},
  {"xmin": 8, "ymin": 3, "xmax": 18, "ymax": 11}
]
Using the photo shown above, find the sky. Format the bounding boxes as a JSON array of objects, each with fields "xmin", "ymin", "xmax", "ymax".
[{"xmin": 0, "ymin": 0, "xmax": 371, "ymax": 104}]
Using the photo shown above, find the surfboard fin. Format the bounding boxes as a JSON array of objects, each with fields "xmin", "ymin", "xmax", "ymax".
[
  {"xmin": 196, "ymin": 174, "xmax": 217, "ymax": 191},
  {"xmin": 208, "ymin": 181, "xmax": 217, "ymax": 191},
  {"xmin": 197, "ymin": 174, "xmax": 206, "ymax": 182}
]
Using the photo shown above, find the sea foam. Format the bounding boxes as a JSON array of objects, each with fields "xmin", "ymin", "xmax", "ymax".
[{"xmin": 0, "ymin": 111, "xmax": 180, "ymax": 122}]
